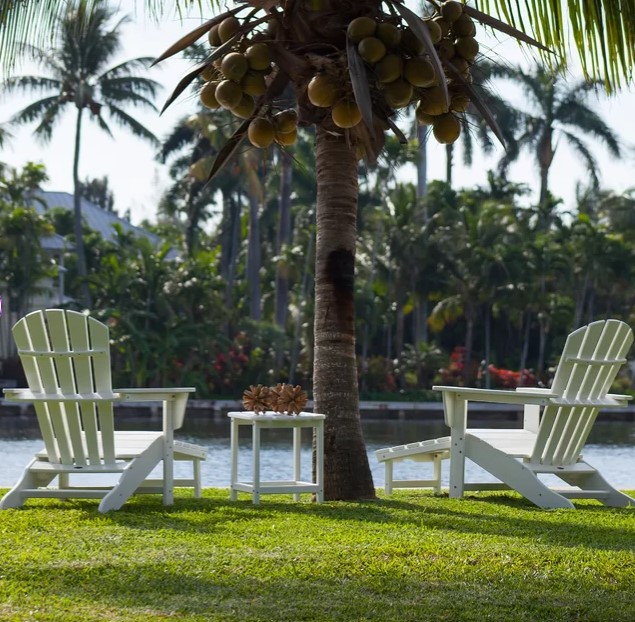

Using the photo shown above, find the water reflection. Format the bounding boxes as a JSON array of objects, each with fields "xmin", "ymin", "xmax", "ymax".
[{"xmin": 1, "ymin": 415, "xmax": 634, "ymax": 490}]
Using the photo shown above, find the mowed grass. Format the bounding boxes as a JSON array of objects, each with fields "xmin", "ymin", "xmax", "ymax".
[{"xmin": 1, "ymin": 489, "xmax": 634, "ymax": 621}]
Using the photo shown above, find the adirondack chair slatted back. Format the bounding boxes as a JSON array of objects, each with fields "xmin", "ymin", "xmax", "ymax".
[
  {"xmin": 13, "ymin": 309, "xmax": 117, "ymax": 467},
  {"xmin": 531, "ymin": 320, "xmax": 633, "ymax": 465}
]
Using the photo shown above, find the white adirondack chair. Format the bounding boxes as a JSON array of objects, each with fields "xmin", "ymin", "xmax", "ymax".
[
  {"xmin": 0, "ymin": 309, "xmax": 207, "ymax": 512},
  {"xmin": 376, "ymin": 319, "xmax": 635, "ymax": 509}
]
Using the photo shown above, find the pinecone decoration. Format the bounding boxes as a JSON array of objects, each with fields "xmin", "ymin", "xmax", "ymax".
[
  {"xmin": 242, "ymin": 384, "xmax": 272, "ymax": 414},
  {"xmin": 274, "ymin": 384, "xmax": 308, "ymax": 415},
  {"xmin": 269, "ymin": 383, "xmax": 286, "ymax": 412}
]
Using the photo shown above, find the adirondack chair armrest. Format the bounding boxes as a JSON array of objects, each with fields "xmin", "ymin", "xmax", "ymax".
[
  {"xmin": 432, "ymin": 385, "xmax": 557, "ymax": 429},
  {"xmin": 115, "ymin": 387, "xmax": 196, "ymax": 430},
  {"xmin": 3, "ymin": 388, "xmax": 120, "ymax": 401},
  {"xmin": 432, "ymin": 385, "xmax": 556, "ymax": 406}
]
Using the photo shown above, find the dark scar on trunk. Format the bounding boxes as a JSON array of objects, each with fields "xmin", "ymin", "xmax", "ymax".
[{"xmin": 326, "ymin": 248, "xmax": 354, "ymax": 292}]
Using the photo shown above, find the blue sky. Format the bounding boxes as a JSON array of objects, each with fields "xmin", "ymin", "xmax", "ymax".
[{"xmin": 0, "ymin": 1, "xmax": 634, "ymax": 225}]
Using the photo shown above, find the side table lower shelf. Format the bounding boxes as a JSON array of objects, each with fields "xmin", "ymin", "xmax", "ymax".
[{"xmin": 228, "ymin": 411, "xmax": 325, "ymax": 504}]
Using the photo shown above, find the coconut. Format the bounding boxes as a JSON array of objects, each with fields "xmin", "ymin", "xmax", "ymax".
[
  {"xmin": 307, "ymin": 74, "xmax": 338, "ymax": 108},
  {"xmin": 418, "ymin": 85, "xmax": 449, "ymax": 115},
  {"xmin": 441, "ymin": 1, "xmax": 464, "ymax": 23},
  {"xmin": 383, "ymin": 79, "xmax": 414, "ymax": 108},
  {"xmin": 275, "ymin": 128, "xmax": 298, "ymax": 146},
  {"xmin": 208, "ymin": 23, "xmax": 222, "ymax": 47},
  {"xmin": 433, "ymin": 113, "xmax": 461, "ymax": 144},
  {"xmin": 404, "ymin": 58, "xmax": 437, "ymax": 88},
  {"xmin": 231, "ymin": 94, "xmax": 256, "ymax": 119},
  {"xmin": 200, "ymin": 64, "xmax": 217, "ymax": 82},
  {"xmin": 401, "ymin": 28, "xmax": 425, "ymax": 56},
  {"xmin": 331, "ymin": 100, "xmax": 362, "ymax": 128},
  {"xmin": 433, "ymin": 16, "xmax": 451, "ymax": 38},
  {"xmin": 347, "ymin": 16, "xmax": 377, "ymax": 42},
  {"xmin": 245, "ymin": 43, "xmax": 271, "ymax": 71},
  {"xmin": 436, "ymin": 38, "xmax": 456, "ymax": 60},
  {"xmin": 215, "ymin": 79, "xmax": 243, "ymax": 109},
  {"xmin": 424, "ymin": 19, "xmax": 443, "ymax": 44},
  {"xmin": 376, "ymin": 22, "xmax": 401, "ymax": 48},
  {"xmin": 199, "ymin": 81, "xmax": 221, "ymax": 109},
  {"xmin": 450, "ymin": 93, "xmax": 471, "ymax": 112},
  {"xmin": 241, "ymin": 71, "xmax": 267, "ymax": 97},
  {"xmin": 358, "ymin": 37, "xmax": 386, "ymax": 64},
  {"xmin": 452, "ymin": 14, "xmax": 475, "ymax": 37},
  {"xmin": 455, "ymin": 36, "xmax": 479, "ymax": 61},
  {"xmin": 221, "ymin": 52, "xmax": 249, "ymax": 81},
  {"xmin": 248, "ymin": 117, "xmax": 275, "ymax": 148},
  {"xmin": 273, "ymin": 109, "xmax": 298, "ymax": 134},
  {"xmin": 375, "ymin": 54, "xmax": 403, "ymax": 84},
  {"xmin": 218, "ymin": 16, "xmax": 240, "ymax": 43},
  {"xmin": 415, "ymin": 103, "xmax": 435, "ymax": 126}
]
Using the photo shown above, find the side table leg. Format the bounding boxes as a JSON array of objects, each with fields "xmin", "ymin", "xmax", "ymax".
[
  {"xmin": 230, "ymin": 418, "xmax": 238, "ymax": 501},
  {"xmin": 252, "ymin": 423, "xmax": 261, "ymax": 505},
  {"xmin": 293, "ymin": 427, "xmax": 301, "ymax": 501},
  {"xmin": 316, "ymin": 421, "xmax": 324, "ymax": 503}
]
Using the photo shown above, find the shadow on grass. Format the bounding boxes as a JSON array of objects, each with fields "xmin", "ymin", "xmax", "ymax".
[
  {"xmin": 4, "ymin": 486, "xmax": 633, "ymax": 553},
  {"xmin": 78, "ymin": 488, "xmax": 635, "ymax": 553},
  {"xmin": 6, "ymin": 556, "xmax": 635, "ymax": 622}
]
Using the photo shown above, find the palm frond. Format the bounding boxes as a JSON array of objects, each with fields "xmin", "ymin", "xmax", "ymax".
[
  {"xmin": 0, "ymin": 1, "xmax": 97, "ymax": 73},
  {"xmin": 105, "ymin": 104, "xmax": 159, "ymax": 146},
  {"xmin": 556, "ymin": 98, "xmax": 621, "ymax": 156},
  {"xmin": 482, "ymin": 0, "xmax": 635, "ymax": 91},
  {"xmin": 560, "ymin": 129, "xmax": 600, "ymax": 189},
  {"xmin": 2, "ymin": 75, "xmax": 63, "ymax": 95},
  {"xmin": 10, "ymin": 95, "xmax": 64, "ymax": 128},
  {"xmin": 99, "ymin": 76, "xmax": 162, "ymax": 104}
]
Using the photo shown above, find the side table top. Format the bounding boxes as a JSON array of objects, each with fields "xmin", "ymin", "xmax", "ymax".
[{"xmin": 228, "ymin": 411, "xmax": 325, "ymax": 421}]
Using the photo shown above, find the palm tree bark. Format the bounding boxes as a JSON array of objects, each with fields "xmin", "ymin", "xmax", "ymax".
[
  {"xmin": 275, "ymin": 149, "xmax": 293, "ymax": 327},
  {"xmin": 313, "ymin": 125, "xmax": 375, "ymax": 500},
  {"xmin": 72, "ymin": 108, "xmax": 91, "ymax": 308}
]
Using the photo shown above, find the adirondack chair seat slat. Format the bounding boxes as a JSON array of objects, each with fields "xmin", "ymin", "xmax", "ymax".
[
  {"xmin": 18, "ymin": 349, "xmax": 110, "ymax": 358},
  {"xmin": 1, "ymin": 309, "xmax": 208, "ymax": 513},
  {"xmin": 564, "ymin": 357, "xmax": 627, "ymax": 365},
  {"xmin": 376, "ymin": 319, "xmax": 635, "ymax": 509}
]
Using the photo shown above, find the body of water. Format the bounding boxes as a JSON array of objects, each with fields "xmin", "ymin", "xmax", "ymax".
[{"xmin": 1, "ymin": 417, "xmax": 634, "ymax": 491}]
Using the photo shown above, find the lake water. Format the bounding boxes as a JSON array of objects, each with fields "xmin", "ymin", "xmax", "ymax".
[{"xmin": 1, "ymin": 416, "xmax": 634, "ymax": 490}]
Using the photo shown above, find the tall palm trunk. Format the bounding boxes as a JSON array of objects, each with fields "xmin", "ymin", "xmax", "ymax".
[
  {"xmin": 313, "ymin": 125, "xmax": 375, "ymax": 500},
  {"xmin": 274, "ymin": 149, "xmax": 293, "ymax": 329},
  {"xmin": 247, "ymin": 190, "xmax": 262, "ymax": 321},
  {"xmin": 445, "ymin": 143, "xmax": 454, "ymax": 186},
  {"xmin": 73, "ymin": 108, "xmax": 91, "ymax": 307}
]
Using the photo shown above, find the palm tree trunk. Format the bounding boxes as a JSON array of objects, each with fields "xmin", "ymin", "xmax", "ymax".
[
  {"xmin": 274, "ymin": 149, "xmax": 293, "ymax": 328},
  {"xmin": 445, "ymin": 143, "xmax": 453, "ymax": 186},
  {"xmin": 73, "ymin": 108, "xmax": 91, "ymax": 307},
  {"xmin": 289, "ymin": 228, "xmax": 314, "ymax": 386},
  {"xmin": 247, "ymin": 190, "xmax": 262, "ymax": 321},
  {"xmin": 313, "ymin": 125, "xmax": 375, "ymax": 500}
]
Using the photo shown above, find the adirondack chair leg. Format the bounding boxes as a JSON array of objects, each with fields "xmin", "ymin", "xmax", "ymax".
[
  {"xmin": 446, "ymin": 393, "xmax": 467, "ymax": 499},
  {"xmin": 559, "ymin": 468, "xmax": 635, "ymax": 508},
  {"xmin": 433, "ymin": 457, "xmax": 442, "ymax": 494},
  {"xmin": 384, "ymin": 460, "xmax": 394, "ymax": 495},
  {"xmin": 0, "ymin": 460, "xmax": 56, "ymax": 509},
  {"xmin": 99, "ymin": 439, "xmax": 164, "ymax": 512},
  {"xmin": 193, "ymin": 459, "xmax": 202, "ymax": 498},
  {"xmin": 465, "ymin": 436, "xmax": 575, "ymax": 509}
]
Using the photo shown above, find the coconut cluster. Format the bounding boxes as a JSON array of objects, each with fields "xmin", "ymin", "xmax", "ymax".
[
  {"xmin": 303, "ymin": 1, "xmax": 478, "ymax": 145},
  {"xmin": 198, "ymin": 15, "xmax": 299, "ymax": 149},
  {"xmin": 414, "ymin": 1, "xmax": 478, "ymax": 144}
]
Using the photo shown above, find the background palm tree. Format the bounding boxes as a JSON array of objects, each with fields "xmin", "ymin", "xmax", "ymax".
[
  {"xmin": 488, "ymin": 63, "xmax": 621, "ymax": 213},
  {"xmin": 3, "ymin": 1, "xmax": 160, "ymax": 306}
]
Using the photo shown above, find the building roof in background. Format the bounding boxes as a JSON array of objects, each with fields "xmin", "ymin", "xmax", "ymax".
[{"xmin": 36, "ymin": 191, "xmax": 161, "ymax": 245}]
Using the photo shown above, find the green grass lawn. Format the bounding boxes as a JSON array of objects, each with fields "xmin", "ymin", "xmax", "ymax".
[{"xmin": 1, "ymin": 489, "xmax": 634, "ymax": 621}]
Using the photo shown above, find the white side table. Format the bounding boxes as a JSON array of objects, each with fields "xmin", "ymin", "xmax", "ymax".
[{"xmin": 228, "ymin": 411, "xmax": 325, "ymax": 504}]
